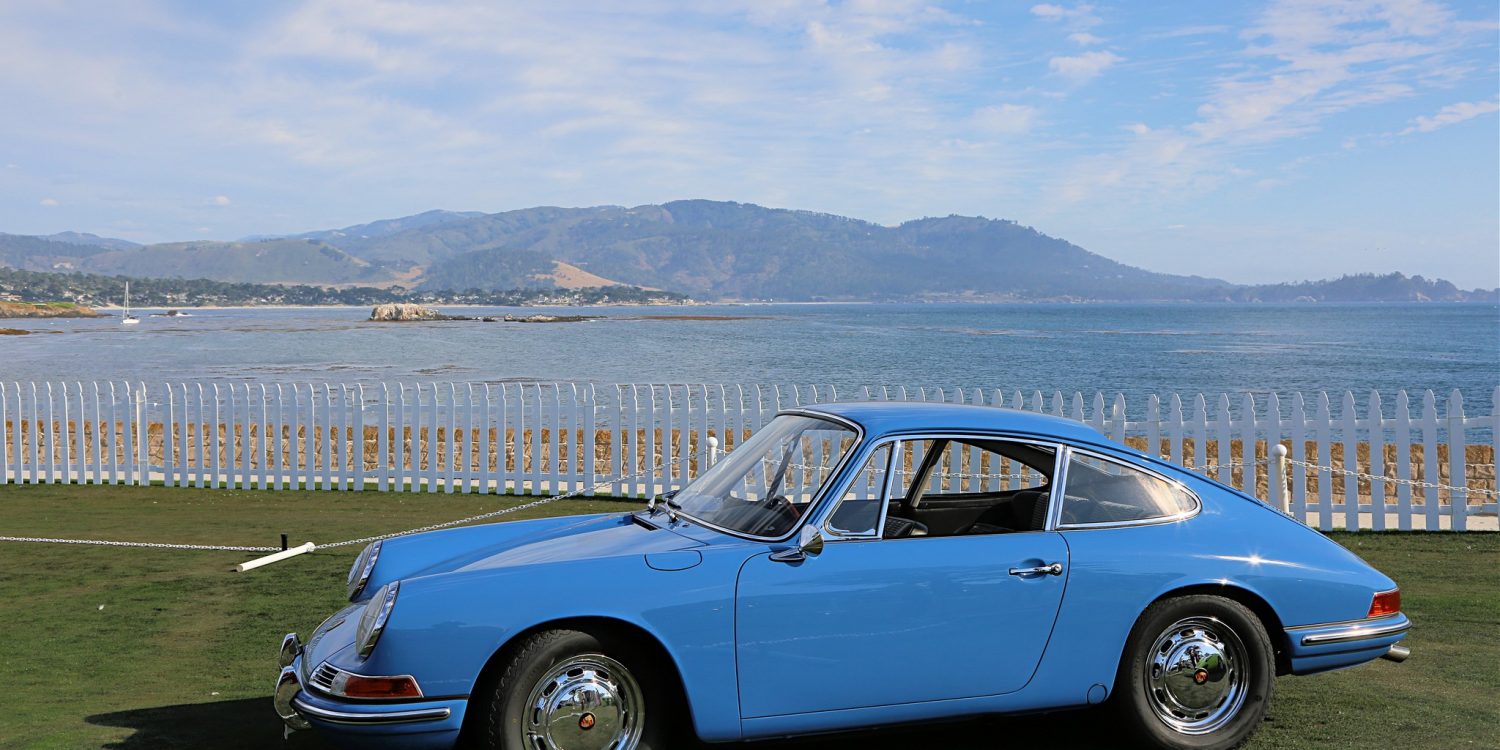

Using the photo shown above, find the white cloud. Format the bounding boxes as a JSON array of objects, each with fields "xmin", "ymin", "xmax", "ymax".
[
  {"xmin": 1401, "ymin": 98, "xmax": 1500, "ymax": 134},
  {"xmin": 1068, "ymin": 32, "xmax": 1103, "ymax": 45},
  {"xmin": 1046, "ymin": 0, "xmax": 1489, "ymax": 208},
  {"xmin": 969, "ymin": 104, "xmax": 1037, "ymax": 135},
  {"xmin": 1030, "ymin": 3, "xmax": 1099, "ymax": 26},
  {"xmin": 210, "ymin": 195, "xmax": 231, "ymax": 206},
  {"xmin": 1049, "ymin": 50, "xmax": 1122, "ymax": 82},
  {"xmin": 39, "ymin": 197, "xmax": 59, "ymax": 206}
]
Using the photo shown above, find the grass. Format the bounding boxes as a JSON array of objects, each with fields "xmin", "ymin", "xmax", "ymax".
[{"xmin": 1, "ymin": 483, "xmax": 1496, "ymax": 750}]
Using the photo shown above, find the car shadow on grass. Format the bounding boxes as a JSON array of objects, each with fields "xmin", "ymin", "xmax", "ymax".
[
  {"xmin": 86, "ymin": 698, "xmax": 333, "ymax": 750},
  {"xmin": 88, "ymin": 698, "xmax": 1115, "ymax": 749}
]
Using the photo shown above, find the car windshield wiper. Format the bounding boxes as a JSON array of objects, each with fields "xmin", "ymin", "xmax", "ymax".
[{"xmin": 647, "ymin": 489, "xmax": 681, "ymax": 518}]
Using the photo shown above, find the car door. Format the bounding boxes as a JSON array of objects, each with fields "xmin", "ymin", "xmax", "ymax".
[{"xmin": 734, "ymin": 437, "xmax": 1070, "ymax": 719}]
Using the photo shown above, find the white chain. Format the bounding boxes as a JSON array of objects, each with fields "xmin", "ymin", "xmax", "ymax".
[
  {"xmin": 0, "ymin": 536, "xmax": 277, "ymax": 552},
  {"xmin": 1285, "ymin": 458, "xmax": 1499, "ymax": 497},
  {"xmin": 1177, "ymin": 463, "xmax": 1246, "ymax": 473},
  {"xmin": 5, "ymin": 450, "xmax": 1491, "ymax": 553},
  {"xmin": 1, "ymin": 458, "xmax": 680, "ymax": 553}
]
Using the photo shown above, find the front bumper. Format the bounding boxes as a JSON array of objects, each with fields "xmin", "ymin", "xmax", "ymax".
[{"xmin": 274, "ymin": 632, "xmax": 467, "ymax": 749}]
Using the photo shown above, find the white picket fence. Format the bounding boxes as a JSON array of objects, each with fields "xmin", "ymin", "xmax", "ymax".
[{"xmin": 1, "ymin": 382, "xmax": 1495, "ymax": 531}]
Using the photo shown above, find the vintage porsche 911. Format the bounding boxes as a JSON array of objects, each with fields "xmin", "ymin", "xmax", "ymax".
[{"xmin": 274, "ymin": 402, "xmax": 1409, "ymax": 750}]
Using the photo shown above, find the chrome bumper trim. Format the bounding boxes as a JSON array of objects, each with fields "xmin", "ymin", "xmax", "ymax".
[
  {"xmin": 290, "ymin": 697, "xmax": 452, "ymax": 725},
  {"xmin": 1297, "ymin": 617, "xmax": 1410, "ymax": 646},
  {"xmin": 275, "ymin": 666, "xmax": 311, "ymax": 731},
  {"xmin": 278, "ymin": 632, "xmax": 303, "ymax": 669}
]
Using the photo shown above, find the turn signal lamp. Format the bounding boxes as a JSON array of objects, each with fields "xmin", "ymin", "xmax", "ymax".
[
  {"xmin": 338, "ymin": 674, "xmax": 423, "ymax": 699},
  {"xmin": 1368, "ymin": 589, "xmax": 1401, "ymax": 618}
]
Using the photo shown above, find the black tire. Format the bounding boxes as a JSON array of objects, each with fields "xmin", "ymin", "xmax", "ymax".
[
  {"xmin": 478, "ymin": 628, "xmax": 680, "ymax": 750},
  {"xmin": 1111, "ymin": 595, "xmax": 1276, "ymax": 750}
]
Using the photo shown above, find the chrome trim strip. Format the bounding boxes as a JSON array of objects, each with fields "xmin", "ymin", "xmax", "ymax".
[
  {"xmin": 670, "ymin": 410, "xmax": 865, "ymax": 544},
  {"xmin": 1286, "ymin": 613, "xmax": 1404, "ymax": 631},
  {"xmin": 1295, "ymin": 617, "xmax": 1410, "ymax": 646},
  {"xmin": 1046, "ymin": 445, "xmax": 1069, "ymax": 532},
  {"xmin": 290, "ymin": 697, "xmax": 451, "ymax": 725}
]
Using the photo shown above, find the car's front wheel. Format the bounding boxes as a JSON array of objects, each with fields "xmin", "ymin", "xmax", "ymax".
[
  {"xmin": 479, "ymin": 628, "xmax": 676, "ymax": 750},
  {"xmin": 1113, "ymin": 595, "xmax": 1275, "ymax": 750}
]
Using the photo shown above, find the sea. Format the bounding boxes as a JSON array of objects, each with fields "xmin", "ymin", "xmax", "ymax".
[{"xmin": 3, "ymin": 303, "xmax": 1497, "ymax": 411}]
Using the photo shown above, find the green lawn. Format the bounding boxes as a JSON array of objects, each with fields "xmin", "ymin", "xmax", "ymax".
[{"xmin": 1, "ymin": 483, "xmax": 1495, "ymax": 749}]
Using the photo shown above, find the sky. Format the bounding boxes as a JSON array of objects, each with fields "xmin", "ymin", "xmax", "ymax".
[{"xmin": 0, "ymin": 0, "xmax": 1496, "ymax": 286}]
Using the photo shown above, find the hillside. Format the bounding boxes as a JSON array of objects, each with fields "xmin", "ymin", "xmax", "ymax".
[
  {"xmin": 0, "ymin": 234, "xmax": 401, "ymax": 285},
  {"xmin": 1203, "ymin": 273, "xmax": 1500, "ymax": 303},
  {"xmin": 5, "ymin": 201, "xmax": 1495, "ymax": 301},
  {"xmin": 252, "ymin": 209, "xmax": 484, "ymax": 246},
  {"xmin": 78, "ymin": 238, "xmax": 392, "ymax": 285}
]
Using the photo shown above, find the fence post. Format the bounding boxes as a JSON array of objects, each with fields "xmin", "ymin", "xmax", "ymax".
[
  {"xmin": 708, "ymin": 435, "xmax": 720, "ymax": 465},
  {"xmin": 1270, "ymin": 443, "xmax": 1288, "ymax": 513},
  {"xmin": 1448, "ymin": 390, "xmax": 1467, "ymax": 532}
]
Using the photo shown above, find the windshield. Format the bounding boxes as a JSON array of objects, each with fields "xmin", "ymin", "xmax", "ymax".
[{"xmin": 670, "ymin": 414, "xmax": 859, "ymax": 538}]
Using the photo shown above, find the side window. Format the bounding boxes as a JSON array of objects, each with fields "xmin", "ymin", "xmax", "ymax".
[
  {"xmin": 917, "ymin": 439, "xmax": 1050, "ymax": 499},
  {"xmin": 893, "ymin": 439, "xmax": 937, "ymax": 501},
  {"xmin": 826, "ymin": 443, "xmax": 892, "ymax": 538},
  {"xmin": 1060, "ymin": 453, "xmax": 1197, "ymax": 527}
]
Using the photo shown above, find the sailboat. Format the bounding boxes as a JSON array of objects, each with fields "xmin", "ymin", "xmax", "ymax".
[{"xmin": 121, "ymin": 281, "xmax": 139, "ymax": 326}]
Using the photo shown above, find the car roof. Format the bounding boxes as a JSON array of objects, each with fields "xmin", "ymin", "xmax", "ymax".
[{"xmin": 795, "ymin": 400, "xmax": 1107, "ymax": 445}]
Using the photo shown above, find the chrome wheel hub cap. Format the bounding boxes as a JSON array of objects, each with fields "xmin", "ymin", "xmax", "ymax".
[
  {"xmin": 523, "ymin": 654, "xmax": 643, "ymax": 750},
  {"xmin": 1146, "ymin": 617, "xmax": 1248, "ymax": 735}
]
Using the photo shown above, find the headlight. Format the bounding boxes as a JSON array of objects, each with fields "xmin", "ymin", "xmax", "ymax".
[
  {"xmin": 355, "ymin": 581, "xmax": 399, "ymax": 658},
  {"xmin": 346, "ymin": 541, "xmax": 382, "ymax": 600}
]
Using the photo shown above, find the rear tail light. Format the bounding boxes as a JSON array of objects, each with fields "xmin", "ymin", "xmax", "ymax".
[{"xmin": 1368, "ymin": 588, "xmax": 1401, "ymax": 618}]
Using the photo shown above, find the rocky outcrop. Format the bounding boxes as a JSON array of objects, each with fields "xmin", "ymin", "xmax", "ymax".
[
  {"xmin": 0, "ymin": 301, "xmax": 106, "ymax": 318},
  {"xmin": 368, "ymin": 303, "xmax": 451, "ymax": 321},
  {"xmin": 502, "ymin": 314, "xmax": 600, "ymax": 323}
]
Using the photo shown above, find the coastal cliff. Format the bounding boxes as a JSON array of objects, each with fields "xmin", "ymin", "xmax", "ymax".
[{"xmin": 0, "ymin": 301, "xmax": 105, "ymax": 318}]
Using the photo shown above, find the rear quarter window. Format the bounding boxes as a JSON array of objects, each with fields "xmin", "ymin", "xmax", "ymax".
[{"xmin": 1060, "ymin": 452, "xmax": 1198, "ymax": 527}]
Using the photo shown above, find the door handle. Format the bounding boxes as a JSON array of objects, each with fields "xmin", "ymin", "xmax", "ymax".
[{"xmin": 1008, "ymin": 562, "xmax": 1063, "ymax": 577}]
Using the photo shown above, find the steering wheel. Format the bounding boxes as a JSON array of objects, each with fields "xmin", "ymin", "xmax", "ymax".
[
  {"xmin": 883, "ymin": 515, "xmax": 929, "ymax": 539},
  {"xmin": 763, "ymin": 494, "xmax": 801, "ymax": 527}
]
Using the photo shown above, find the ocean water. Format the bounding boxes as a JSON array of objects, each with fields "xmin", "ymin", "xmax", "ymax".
[{"xmin": 3, "ymin": 303, "xmax": 1497, "ymax": 410}]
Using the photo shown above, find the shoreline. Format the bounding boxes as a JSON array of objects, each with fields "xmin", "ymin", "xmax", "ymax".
[{"xmin": 83, "ymin": 298, "xmax": 1499, "ymax": 312}]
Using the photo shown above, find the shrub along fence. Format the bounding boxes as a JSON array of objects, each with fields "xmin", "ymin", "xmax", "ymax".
[{"xmin": 1, "ymin": 382, "xmax": 1495, "ymax": 531}]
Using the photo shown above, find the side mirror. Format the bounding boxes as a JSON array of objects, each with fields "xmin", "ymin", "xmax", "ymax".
[{"xmin": 770, "ymin": 525, "xmax": 824, "ymax": 564}]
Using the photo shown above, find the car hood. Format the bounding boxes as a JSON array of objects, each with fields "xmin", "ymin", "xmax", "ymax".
[{"xmin": 363, "ymin": 512, "xmax": 708, "ymax": 591}]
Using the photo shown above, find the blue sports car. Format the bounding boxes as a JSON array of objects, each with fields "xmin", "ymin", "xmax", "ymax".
[{"xmin": 274, "ymin": 402, "xmax": 1409, "ymax": 750}]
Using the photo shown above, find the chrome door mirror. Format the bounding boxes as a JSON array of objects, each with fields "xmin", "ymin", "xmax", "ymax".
[{"xmin": 770, "ymin": 525, "xmax": 824, "ymax": 564}]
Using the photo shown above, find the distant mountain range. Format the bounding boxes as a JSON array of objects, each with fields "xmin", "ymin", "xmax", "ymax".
[{"xmin": 3, "ymin": 201, "xmax": 1494, "ymax": 302}]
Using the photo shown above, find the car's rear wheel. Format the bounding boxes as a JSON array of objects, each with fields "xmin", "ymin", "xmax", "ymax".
[
  {"xmin": 480, "ymin": 628, "xmax": 676, "ymax": 750},
  {"xmin": 1113, "ymin": 595, "xmax": 1275, "ymax": 750}
]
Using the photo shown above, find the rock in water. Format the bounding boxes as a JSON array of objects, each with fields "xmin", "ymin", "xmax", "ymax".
[{"xmin": 368, "ymin": 303, "xmax": 448, "ymax": 321}]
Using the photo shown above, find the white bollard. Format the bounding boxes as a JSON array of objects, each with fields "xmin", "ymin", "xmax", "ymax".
[
  {"xmin": 707, "ymin": 436, "xmax": 720, "ymax": 465},
  {"xmin": 235, "ymin": 542, "xmax": 316, "ymax": 573},
  {"xmin": 1269, "ymin": 444, "xmax": 1289, "ymax": 513}
]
